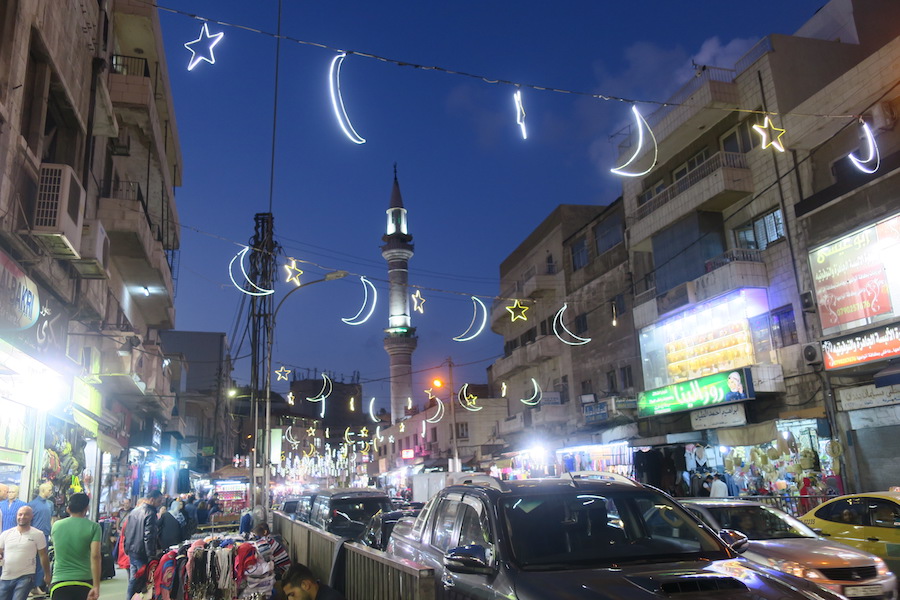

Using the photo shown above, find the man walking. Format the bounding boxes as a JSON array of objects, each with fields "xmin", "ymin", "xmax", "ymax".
[
  {"xmin": 123, "ymin": 490, "xmax": 163, "ymax": 600},
  {"xmin": 28, "ymin": 483, "xmax": 54, "ymax": 596},
  {"xmin": 0, "ymin": 506, "xmax": 50, "ymax": 600},
  {"xmin": 49, "ymin": 493, "xmax": 100, "ymax": 600}
]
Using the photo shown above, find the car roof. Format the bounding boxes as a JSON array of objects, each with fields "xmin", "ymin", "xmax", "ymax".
[
  {"xmin": 818, "ymin": 491, "xmax": 900, "ymax": 504},
  {"xmin": 314, "ymin": 487, "xmax": 389, "ymax": 499},
  {"xmin": 446, "ymin": 476, "xmax": 648, "ymax": 498},
  {"xmin": 680, "ymin": 499, "xmax": 768, "ymax": 509}
]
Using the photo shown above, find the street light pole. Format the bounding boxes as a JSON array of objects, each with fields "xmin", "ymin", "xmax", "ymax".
[
  {"xmin": 446, "ymin": 357, "xmax": 460, "ymax": 473},
  {"xmin": 262, "ymin": 270, "xmax": 348, "ymax": 515}
]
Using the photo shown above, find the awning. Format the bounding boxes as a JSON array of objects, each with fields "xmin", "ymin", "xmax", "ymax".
[
  {"xmin": 874, "ymin": 362, "xmax": 900, "ymax": 388},
  {"xmin": 716, "ymin": 420, "xmax": 778, "ymax": 446},
  {"xmin": 96, "ymin": 433, "xmax": 124, "ymax": 455}
]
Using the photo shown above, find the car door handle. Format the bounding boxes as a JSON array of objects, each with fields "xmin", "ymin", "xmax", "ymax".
[
  {"xmin": 867, "ymin": 537, "xmax": 880, "ymax": 542},
  {"xmin": 441, "ymin": 573, "xmax": 455, "ymax": 589}
]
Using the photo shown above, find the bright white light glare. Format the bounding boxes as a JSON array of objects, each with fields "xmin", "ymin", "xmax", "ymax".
[
  {"xmin": 610, "ymin": 104, "xmax": 658, "ymax": 177},
  {"xmin": 328, "ymin": 52, "xmax": 366, "ymax": 144},
  {"xmin": 228, "ymin": 246, "xmax": 275, "ymax": 296},
  {"xmin": 184, "ymin": 23, "xmax": 224, "ymax": 71},
  {"xmin": 142, "ymin": 286, "xmax": 150, "ymax": 297},
  {"xmin": 848, "ymin": 121, "xmax": 881, "ymax": 174},
  {"xmin": 552, "ymin": 303, "xmax": 591, "ymax": 346},
  {"xmin": 342, "ymin": 277, "xmax": 377, "ymax": 325},
  {"xmin": 514, "ymin": 89, "xmax": 527, "ymax": 139},
  {"xmin": 453, "ymin": 296, "xmax": 488, "ymax": 342}
]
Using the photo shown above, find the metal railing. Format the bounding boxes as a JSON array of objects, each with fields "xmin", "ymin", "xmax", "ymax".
[
  {"xmin": 634, "ymin": 151, "xmax": 749, "ymax": 220},
  {"xmin": 110, "ymin": 54, "xmax": 150, "ymax": 78},
  {"xmin": 704, "ymin": 248, "xmax": 764, "ymax": 273}
]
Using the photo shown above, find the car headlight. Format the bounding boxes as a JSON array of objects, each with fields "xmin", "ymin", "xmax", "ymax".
[
  {"xmin": 874, "ymin": 557, "xmax": 891, "ymax": 577},
  {"xmin": 768, "ymin": 559, "xmax": 821, "ymax": 579}
]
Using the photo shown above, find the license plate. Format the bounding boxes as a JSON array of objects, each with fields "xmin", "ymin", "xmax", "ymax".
[{"xmin": 844, "ymin": 585, "xmax": 883, "ymax": 597}]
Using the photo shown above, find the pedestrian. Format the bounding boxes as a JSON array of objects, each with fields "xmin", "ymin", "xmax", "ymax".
[
  {"xmin": 709, "ymin": 473, "xmax": 729, "ymax": 498},
  {"xmin": 123, "ymin": 490, "xmax": 164, "ymax": 600},
  {"xmin": 0, "ymin": 506, "xmax": 51, "ymax": 600},
  {"xmin": 181, "ymin": 496, "xmax": 197, "ymax": 524},
  {"xmin": 195, "ymin": 501, "xmax": 209, "ymax": 525},
  {"xmin": 1, "ymin": 486, "xmax": 26, "ymax": 532},
  {"xmin": 27, "ymin": 482, "xmax": 54, "ymax": 596},
  {"xmin": 168, "ymin": 500, "xmax": 185, "ymax": 528},
  {"xmin": 280, "ymin": 563, "xmax": 344, "ymax": 600},
  {"xmin": 49, "ymin": 493, "xmax": 101, "ymax": 600},
  {"xmin": 700, "ymin": 474, "xmax": 713, "ymax": 497},
  {"xmin": 156, "ymin": 506, "xmax": 182, "ymax": 551}
]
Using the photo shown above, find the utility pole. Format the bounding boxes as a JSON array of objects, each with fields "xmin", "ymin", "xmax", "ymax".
[{"xmin": 447, "ymin": 357, "xmax": 459, "ymax": 473}]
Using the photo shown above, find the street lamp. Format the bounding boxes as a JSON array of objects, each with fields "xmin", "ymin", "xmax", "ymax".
[{"xmin": 259, "ymin": 269, "xmax": 348, "ymax": 513}]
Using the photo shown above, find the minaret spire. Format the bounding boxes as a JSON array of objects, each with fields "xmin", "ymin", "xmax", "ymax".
[{"xmin": 382, "ymin": 167, "xmax": 417, "ymax": 424}]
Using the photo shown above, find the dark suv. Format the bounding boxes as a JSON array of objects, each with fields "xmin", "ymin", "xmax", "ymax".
[{"xmin": 386, "ymin": 474, "xmax": 845, "ymax": 600}]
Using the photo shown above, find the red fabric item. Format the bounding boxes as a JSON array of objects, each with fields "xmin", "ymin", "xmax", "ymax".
[
  {"xmin": 153, "ymin": 550, "xmax": 177, "ymax": 600},
  {"xmin": 233, "ymin": 543, "xmax": 258, "ymax": 585},
  {"xmin": 116, "ymin": 517, "xmax": 130, "ymax": 570}
]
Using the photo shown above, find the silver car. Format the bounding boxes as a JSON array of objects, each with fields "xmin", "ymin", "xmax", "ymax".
[{"xmin": 682, "ymin": 499, "xmax": 897, "ymax": 600}]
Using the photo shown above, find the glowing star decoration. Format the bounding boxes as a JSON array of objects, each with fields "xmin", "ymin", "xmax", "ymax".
[
  {"xmin": 306, "ymin": 373, "xmax": 333, "ymax": 402},
  {"xmin": 848, "ymin": 119, "xmax": 881, "ymax": 174},
  {"xmin": 514, "ymin": 89, "xmax": 527, "ymax": 140},
  {"xmin": 360, "ymin": 427, "xmax": 369, "ymax": 438},
  {"xmin": 552, "ymin": 303, "xmax": 592, "ymax": 346},
  {"xmin": 453, "ymin": 296, "xmax": 488, "ymax": 342},
  {"xmin": 283, "ymin": 258, "xmax": 304, "ymax": 287},
  {"xmin": 342, "ymin": 276, "xmax": 378, "ymax": 325},
  {"xmin": 501, "ymin": 382, "xmax": 508, "ymax": 397},
  {"xmin": 306, "ymin": 426, "xmax": 316, "ymax": 437},
  {"xmin": 520, "ymin": 378, "xmax": 543, "ymax": 406},
  {"xmin": 411, "ymin": 290, "xmax": 426, "ymax": 313},
  {"xmin": 368, "ymin": 398, "xmax": 379, "ymax": 423},
  {"xmin": 425, "ymin": 398, "xmax": 446, "ymax": 423},
  {"xmin": 229, "ymin": 247, "xmax": 275, "ymax": 296},
  {"xmin": 287, "ymin": 392, "xmax": 295, "ymax": 406},
  {"xmin": 458, "ymin": 383, "xmax": 483, "ymax": 412},
  {"xmin": 506, "ymin": 299, "xmax": 529, "ymax": 322},
  {"xmin": 184, "ymin": 23, "xmax": 224, "ymax": 71},
  {"xmin": 275, "ymin": 366, "xmax": 291, "ymax": 381},
  {"xmin": 388, "ymin": 435, "xmax": 395, "ymax": 444},
  {"xmin": 753, "ymin": 116, "xmax": 787, "ymax": 152},
  {"xmin": 328, "ymin": 52, "xmax": 366, "ymax": 144},
  {"xmin": 399, "ymin": 422, "xmax": 406, "ymax": 433},
  {"xmin": 610, "ymin": 105, "xmax": 659, "ymax": 177}
]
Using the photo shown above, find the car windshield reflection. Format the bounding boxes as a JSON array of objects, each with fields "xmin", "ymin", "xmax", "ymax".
[
  {"xmin": 500, "ymin": 490, "xmax": 729, "ymax": 569},
  {"xmin": 705, "ymin": 505, "xmax": 817, "ymax": 540}
]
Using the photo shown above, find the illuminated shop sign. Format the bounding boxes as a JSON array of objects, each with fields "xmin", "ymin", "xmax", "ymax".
[
  {"xmin": 0, "ymin": 249, "xmax": 39, "ymax": 331},
  {"xmin": 822, "ymin": 322, "xmax": 900, "ymax": 370},
  {"xmin": 400, "ymin": 448, "xmax": 414, "ymax": 459},
  {"xmin": 637, "ymin": 368, "xmax": 755, "ymax": 418},
  {"xmin": 809, "ymin": 212, "xmax": 900, "ymax": 336},
  {"xmin": 638, "ymin": 288, "xmax": 772, "ymax": 390}
]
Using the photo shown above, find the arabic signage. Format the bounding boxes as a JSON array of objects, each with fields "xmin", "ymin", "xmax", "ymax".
[
  {"xmin": 637, "ymin": 368, "xmax": 755, "ymax": 418},
  {"xmin": 809, "ymin": 212, "xmax": 900, "ymax": 335},
  {"xmin": 691, "ymin": 402, "xmax": 747, "ymax": 430},
  {"xmin": 0, "ymin": 249, "xmax": 39, "ymax": 331},
  {"xmin": 837, "ymin": 384, "xmax": 900, "ymax": 411},
  {"xmin": 822, "ymin": 323, "xmax": 900, "ymax": 370}
]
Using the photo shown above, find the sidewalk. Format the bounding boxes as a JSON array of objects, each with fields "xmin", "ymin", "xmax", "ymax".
[{"xmin": 98, "ymin": 568, "xmax": 129, "ymax": 600}]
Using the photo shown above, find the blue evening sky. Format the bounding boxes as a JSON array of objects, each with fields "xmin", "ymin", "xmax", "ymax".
[{"xmin": 158, "ymin": 1, "xmax": 825, "ymax": 411}]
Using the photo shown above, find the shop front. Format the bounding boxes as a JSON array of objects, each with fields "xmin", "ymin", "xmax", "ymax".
[
  {"xmin": 555, "ymin": 440, "xmax": 634, "ymax": 478},
  {"xmin": 836, "ymin": 383, "xmax": 900, "ymax": 492}
]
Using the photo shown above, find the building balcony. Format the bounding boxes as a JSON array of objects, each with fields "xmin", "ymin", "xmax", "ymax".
[
  {"xmin": 520, "ymin": 263, "xmax": 561, "ymax": 298},
  {"xmin": 98, "ymin": 180, "xmax": 175, "ymax": 328},
  {"xmin": 499, "ymin": 413, "xmax": 525, "ymax": 436},
  {"xmin": 629, "ymin": 151, "xmax": 753, "ymax": 248},
  {"xmin": 531, "ymin": 404, "xmax": 569, "ymax": 426},
  {"xmin": 164, "ymin": 416, "xmax": 187, "ymax": 440},
  {"xmin": 491, "ymin": 335, "xmax": 560, "ymax": 380},
  {"xmin": 695, "ymin": 248, "xmax": 768, "ymax": 303},
  {"xmin": 491, "ymin": 283, "xmax": 523, "ymax": 328}
]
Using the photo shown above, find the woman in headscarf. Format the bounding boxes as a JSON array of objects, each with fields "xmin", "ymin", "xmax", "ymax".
[{"xmin": 169, "ymin": 499, "xmax": 186, "ymax": 526}]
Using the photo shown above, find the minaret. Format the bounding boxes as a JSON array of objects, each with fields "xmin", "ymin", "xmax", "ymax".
[{"xmin": 382, "ymin": 167, "xmax": 417, "ymax": 424}]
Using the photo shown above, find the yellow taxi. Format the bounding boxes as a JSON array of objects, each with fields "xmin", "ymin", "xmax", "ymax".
[{"xmin": 800, "ymin": 492, "xmax": 900, "ymax": 574}]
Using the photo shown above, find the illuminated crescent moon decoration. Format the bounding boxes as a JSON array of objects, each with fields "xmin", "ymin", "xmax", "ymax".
[
  {"xmin": 500, "ymin": 382, "xmax": 508, "ymax": 397},
  {"xmin": 228, "ymin": 246, "xmax": 275, "ymax": 296},
  {"xmin": 306, "ymin": 373, "xmax": 333, "ymax": 402},
  {"xmin": 552, "ymin": 303, "xmax": 592, "ymax": 346},
  {"xmin": 453, "ymin": 296, "xmax": 488, "ymax": 342},
  {"xmin": 848, "ymin": 120, "xmax": 881, "ymax": 174},
  {"xmin": 343, "ymin": 427, "xmax": 353, "ymax": 444},
  {"xmin": 425, "ymin": 397, "xmax": 446, "ymax": 423},
  {"xmin": 610, "ymin": 105, "xmax": 658, "ymax": 177},
  {"xmin": 328, "ymin": 52, "xmax": 366, "ymax": 144},
  {"xmin": 368, "ymin": 397, "xmax": 379, "ymax": 423},
  {"xmin": 360, "ymin": 441, "xmax": 370, "ymax": 454},
  {"xmin": 458, "ymin": 383, "xmax": 483, "ymax": 412},
  {"xmin": 375, "ymin": 426, "xmax": 384, "ymax": 442},
  {"xmin": 520, "ymin": 378, "xmax": 543, "ymax": 406},
  {"xmin": 341, "ymin": 276, "xmax": 378, "ymax": 325},
  {"xmin": 421, "ymin": 420, "xmax": 426, "ymax": 439},
  {"xmin": 303, "ymin": 442, "xmax": 316, "ymax": 458},
  {"xmin": 320, "ymin": 397, "xmax": 327, "ymax": 418},
  {"xmin": 514, "ymin": 89, "xmax": 527, "ymax": 140}
]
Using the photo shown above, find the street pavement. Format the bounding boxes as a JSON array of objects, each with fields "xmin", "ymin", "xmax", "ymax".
[{"xmin": 98, "ymin": 568, "xmax": 129, "ymax": 600}]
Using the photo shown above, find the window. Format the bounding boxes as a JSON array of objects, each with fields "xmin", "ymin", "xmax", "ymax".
[
  {"xmin": 571, "ymin": 237, "xmax": 588, "ymax": 271},
  {"xmin": 770, "ymin": 305, "xmax": 798, "ymax": 348},
  {"xmin": 431, "ymin": 499, "xmax": 461, "ymax": 551},
  {"xmin": 606, "ymin": 370, "xmax": 617, "ymax": 393},
  {"xmin": 638, "ymin": 179, "xmax": 666, "ymax": 206},
  {"xmin": 868, "ymin": 499, "xmax": 900, "ymax": 529},
  {"xmin": 574, "ymin": 313, "xmax": 588, "ymax": 334},
  {"xmin": 455, "ymin": 422, "xmax": 469, "ymax": 439},
  {"xmin": 673, "ymin": 149, "xmax": 709, "ymax": 181},
  {"xmin": 580, "ymin": 380, "xmax": 593, "ymax": 395},
  {"xmin": 504, "ymin": 338, "xmax": 520, "ymax": 357},
  {"xmin": 430, "ymin": 427, "xmax": 437, "ymax": 442},
  {"xmin": 412, "ymin": 496, "xmax": 438, "ymax": 542},
  {"xmin": 613, "ymin": 293, "xmax": 627, "ymax": 317},
  {"xmin": 720, "ymin": 116, "xmax": 760, "ymax": 154},
  {"xmin": 620, "ymin": 365, "xmax": 633, "ymax": 390},
  {"xmin": 555, "ymin": 375, "xmax": 569, "ymax": 404},
  {"xmin": 594, "ymin": 213, "xmax": 623, "ymax": 255},
  {"xmin": 539, "ymin": 318, "xmax": 549, "ymax": 336},
  {"xmin": 816, "ymin": 498, "xmax": 868, "ymax": 525},
  {"xmin": 735, "ymin": 209, "xmax": 785, "ymax": 251},
  {"xmin": 546, "ymin": 254, "xmax": 557, "ymax": 275},
  {"xmin": 520, "ymin": 327, "xmax": 536, "ymax": 346},
  {"xmin": 457, "ymin": 501, "xmax": 493, "ymax": 549}
]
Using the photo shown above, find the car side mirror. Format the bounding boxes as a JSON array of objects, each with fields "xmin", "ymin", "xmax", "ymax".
[
  {"xmin": 719, "ymin": 528, "xmax": 750, "ymax": 553},
  {"xmin": 444, "ymin": 544, "xmax": 495, "ymax": 575}
]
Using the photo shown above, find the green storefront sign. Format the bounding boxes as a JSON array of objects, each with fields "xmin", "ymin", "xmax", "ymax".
[{"xmin": 638, "ymin": 368, "xmax": 755, "ymax": 418}]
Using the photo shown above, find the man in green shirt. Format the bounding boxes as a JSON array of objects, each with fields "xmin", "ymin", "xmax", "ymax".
[{"xmin": 49, "ymin": 493, "xmax": 100, "ymax": 600}]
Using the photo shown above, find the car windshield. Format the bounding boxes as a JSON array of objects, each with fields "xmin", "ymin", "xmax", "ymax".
[
  {"xmin": 500, "ymin": 489, "xmax": 730, "ymax": 569},
  {"xmin": 329, "ymin": 498, "xmax": 392, "ymax": 538},
  {"xmin": 704, "ymin": 505, "xmax": 817, "ymax": 540}
]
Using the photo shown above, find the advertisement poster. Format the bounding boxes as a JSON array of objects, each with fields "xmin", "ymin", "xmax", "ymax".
[
  {"xmin": 637, "ymin": 368, "xmax": 754, "ymax": 418},
  {"xmin": 822, "ymin": 323, "xmax": 900, "ymax": 370},
  {"xmin": 809, "ymin": 213, "xmax": 900, "ymax": 335}
]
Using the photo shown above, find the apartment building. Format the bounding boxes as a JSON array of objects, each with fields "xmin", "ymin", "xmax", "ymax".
[{"xmin": 0, "ymin": 0, "xmax": 182, "ymax": 509}]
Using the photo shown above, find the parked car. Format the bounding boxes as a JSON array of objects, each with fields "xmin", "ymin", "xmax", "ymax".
[
  {"xmin": 682, "ymin": 498, "xmax": 896, "ymax": 599},
  {"xmin": 356, "ymin": 507, "xmax": 422, "ymax": 551},
  {"xmin": 308, "ymin": 488, "xmax": 392, "ymax": 539},
  {"xmin": 800, "ymin": 491, "xmax": 900, "ymax": 574},
  {"xmin": 386, "ymin": 473, "xmax": 847, "ymax": 599}
]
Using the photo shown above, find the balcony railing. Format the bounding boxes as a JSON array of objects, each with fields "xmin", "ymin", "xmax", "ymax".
[
  {"xmin": 704, "ymin": 248, "xmax": 764, "ymax": 272},
  {"xmin": 635, "ymin": 151, "xmax": 749, "ymax": 220},
  {"xmin": 110, "ymin": 54, "xmax": 150, "ymax": 78}
]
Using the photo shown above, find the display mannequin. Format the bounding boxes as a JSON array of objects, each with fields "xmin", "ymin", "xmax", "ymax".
[
  {"xmin": 1, "ymin": 485, "xmax": 26, "ymax": 531},
  {"xmin": 29, "ymin": 482, "xmax": 54, "ymax": 595}
]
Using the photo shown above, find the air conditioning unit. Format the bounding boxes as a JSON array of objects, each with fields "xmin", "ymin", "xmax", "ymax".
[
  {"xmin": 72, "ymin": 219, "xmax": 110, "ymax": 279},
  {"xmin": 872, "ymin": 101, "xmax": 896, "ymax": 132},
  {"xmin": 800, "ymin": 291, "xmax": 816, "ymax": 312},
  {"xmin": 579, "ymin": 393, "xmax": 597, "ymax": 404},
  {"xmin": 802, "ymin": 343, "xmax": 822, "ymax": 365},
  {"xmin": 29, "ymin": 164, "xmax": 85, "ymax": 259}
]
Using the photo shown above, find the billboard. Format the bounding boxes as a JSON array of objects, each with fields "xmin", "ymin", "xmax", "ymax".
[
  {"xmin": 822, "ymin": 322, "xmax": 900, "ymax": 370},
  {"xmin": 637, "ymin": 368, "xmax": 755, "ymax": 418}
]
